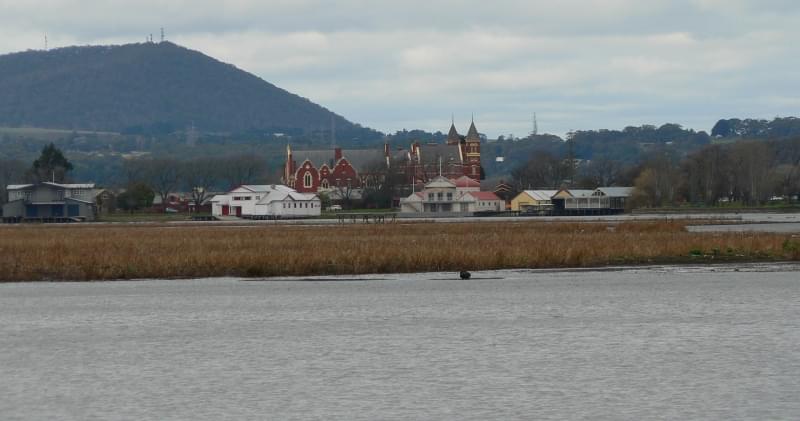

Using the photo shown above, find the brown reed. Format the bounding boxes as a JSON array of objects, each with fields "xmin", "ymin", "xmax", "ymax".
[{"xmin": 0, "ymin": 220, "xmax": 795, "ymax": 282}]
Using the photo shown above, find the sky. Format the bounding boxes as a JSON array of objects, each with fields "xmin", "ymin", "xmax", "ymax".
[{"xmin": 1, "ymin": 0, "xmax": 799, "ymax": 138}]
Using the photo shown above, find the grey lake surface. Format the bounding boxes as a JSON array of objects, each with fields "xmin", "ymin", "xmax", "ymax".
[{"xmin": 2, "ymin": 264, "xmax": 800, "ymax": 420}]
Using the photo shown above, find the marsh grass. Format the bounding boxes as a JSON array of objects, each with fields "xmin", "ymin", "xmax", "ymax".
[{"xmin": 0, "ymin": 220, "xmax": 795, "ymax": 281}]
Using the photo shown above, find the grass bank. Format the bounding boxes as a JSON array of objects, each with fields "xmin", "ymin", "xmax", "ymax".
[{"xmin": 1, "ymin": 221, "xmax": 798, "ymax": 282}]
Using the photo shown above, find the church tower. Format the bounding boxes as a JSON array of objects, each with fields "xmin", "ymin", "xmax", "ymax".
[{"xmin": 464, "ymin": 119, "xmax": 482, "ymax": 180}]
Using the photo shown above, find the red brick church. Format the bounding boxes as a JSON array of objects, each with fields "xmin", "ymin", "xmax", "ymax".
[{"xmin": 282, "ymin": 121, "xmax": 484, "ymax": 193}]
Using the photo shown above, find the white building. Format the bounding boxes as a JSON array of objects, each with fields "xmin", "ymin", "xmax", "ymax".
[
  {"xmin": 399, "ymin": 176, "xmax": 503, "ymax": 214},
  {"xmin": 210, "ymin": 185, "xmax": 320, "ymax": 218}
]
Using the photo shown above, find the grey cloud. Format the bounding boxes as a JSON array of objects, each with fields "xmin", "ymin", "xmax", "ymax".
[{"xmin": 1, "ymin": 0, "xmax": 799, "ymax": 136}]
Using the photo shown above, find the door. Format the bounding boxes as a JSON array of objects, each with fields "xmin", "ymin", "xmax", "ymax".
[
  {"xmin": 52, "ymin": 205, "xmax": 64, "ymax": 217},
  {"xmin": 235, "ymin": 206, "xmax": 242, "ymax": 217},
  {"xmin": 222, "ymin": 205, "xmax": 229, "ymax": 215}
]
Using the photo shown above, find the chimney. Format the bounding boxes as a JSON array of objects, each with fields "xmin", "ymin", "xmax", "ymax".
[
  {"xmin": 384, "ymin": 143, "xmax": 389, "ymax": 157},
  {"xmin": 335, "ymin": 147, "xmax": 342, "ymax": 161}
]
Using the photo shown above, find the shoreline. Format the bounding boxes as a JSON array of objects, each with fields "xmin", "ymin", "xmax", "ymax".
[{"xmin": 3, "ymin": 261, "xmax": 800, "ymax": 284}]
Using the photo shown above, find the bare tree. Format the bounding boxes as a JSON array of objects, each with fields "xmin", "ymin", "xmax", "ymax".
[
  {"xmin": 219, "ymin": 154, "xmax": 264, "ymax": 189},
  {"xmin": 143, "ymin": 158, "xmax": 180, "ymax": 211},
  {"xmin": 181, "ymin": 158, "xmax": 220, "ymax": 213},
  {"xmin": 511, "ymin": 151, "xmax": 568, "ymax": 190}
]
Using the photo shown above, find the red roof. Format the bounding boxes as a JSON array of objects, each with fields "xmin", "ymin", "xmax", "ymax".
[
  {"xmin": 451, "ymin": 176, "xmax": 481, "ymax": 188},
  {"xmin": 469, "ymin": 191, "xmax": 501, "ymax": 201}
]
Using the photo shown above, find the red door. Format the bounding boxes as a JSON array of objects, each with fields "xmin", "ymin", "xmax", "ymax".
[
  {"xmin": 222, "ymin": 205, "xmax": 229, "ymax": 216},
  {"xmin": 235, "ymin": 207, "xmax": 242, "ymax": 217}
]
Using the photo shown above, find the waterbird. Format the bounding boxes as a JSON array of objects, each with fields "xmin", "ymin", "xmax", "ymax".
[{"xmin": 460, "ymin": 271, "xmax": 471, "ymax": 280}]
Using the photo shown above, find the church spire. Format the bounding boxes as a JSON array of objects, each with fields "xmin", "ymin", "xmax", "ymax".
[
  {"xmin": 466, "ymin": 119, "xmax": 480, "ymax": 142},
  {"xmin": 447, "ymin": 118, "xmax": 460, "ymax": 145}
]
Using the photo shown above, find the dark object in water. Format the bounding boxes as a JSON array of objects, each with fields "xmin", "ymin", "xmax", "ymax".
[{"xmin": 460, "ymin": 271, "xmax": 471, "ymax": 280}]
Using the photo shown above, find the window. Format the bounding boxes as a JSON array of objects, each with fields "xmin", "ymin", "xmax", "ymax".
[
  {"xmin": 446, "ymin": 192, "xmax": 453, "ymax": 200},
  {"xmin": 57, "ymin": 190, "xmax": 65, "ymax": 200},
  {"xmin": 437, "ymin": 192, "xmax": 443, "ymax": 201},
  {"xmin": 428, "ymin": 193, "xmax": 434, "ymax": 200},
  {"xmin": 304, "ymin": 172, "xmax": 313, "ymax": 188},
  {"xmin": 24, "ymin": 191, "xmax": 32, "ymax": 201},
  {"xmin": 321, "ymin": 179, "xmax": 329, "ymax": 189}
]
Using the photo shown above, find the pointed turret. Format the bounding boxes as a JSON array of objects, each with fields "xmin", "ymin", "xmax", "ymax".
[
  {"xmin": 466, "ymin": 120, "xmax": 480, "ymax": 142},
  {"xmin": 446, "ymin": 123, "xmax": 460, "ymax": 145}
]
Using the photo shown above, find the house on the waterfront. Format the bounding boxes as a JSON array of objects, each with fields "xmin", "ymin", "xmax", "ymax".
[
  {"xmin": 2, "ymin": 182, "xmax": 97, "ymax": 222},
  {"xmin": 210, "ymin": 184, "xmax": 320, "ymax": 219},
  {"xmin": 399, "ymin": 176, "xmax": 502, "ymax": 214},
  {"xmin": 551, "ymin": 187, "xmax": 633, "ymax": 215},
  {"xmin": 510, "ymin": 190, "xmax": 558, "ymax": 212}
]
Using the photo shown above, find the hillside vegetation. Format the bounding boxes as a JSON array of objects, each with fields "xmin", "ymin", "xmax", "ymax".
[{"xmin": 0, "ymin": 42, "xmax": 375, "ymax": 136}]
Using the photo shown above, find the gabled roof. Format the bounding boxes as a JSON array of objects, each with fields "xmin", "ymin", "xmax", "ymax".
[
  {"xmin": 7, "ymin": 182, "xmax": 95, "ymax": 190},
  {"xmin": 42, "ymin": 182, "xmax": 96, "ymax": 189},
  {"xmin": 417, "ymin": 143, "xmax": 462, "ymax": 165},
  {"xmin": 467, "ymin": 191, "xmax": 501, "ymax": 201},
  {"xmin": 234, "ymin": 184, "xmax": 294, "ymax": 194},
  {"xmin": 451, "ymin": 175, "xmax": 480, "ymax": 188},
  {"xmin": 522, "ymin": 190, "xmax": 559, "ymax": 201},
  {"xmin": 594, "ymin": 187, "xmax": 633, "ymax": 197},
  {"xmin": 295, "ymin": 149, "xmax": 386, "ymax": 170},
  {"xmin": 424, "ymin": 176, "xmax": 457, "ymax": 189},
  {"xmin": 555, "ymin": 189, "xmax": 595, "ymax": 198},
  {"xmin": 256, "ymin": 190, "xmax": 318, "ymax": 205},
  {"xmin": 466, "ymin": 121, "xmax": 480, "ymax": 142}
]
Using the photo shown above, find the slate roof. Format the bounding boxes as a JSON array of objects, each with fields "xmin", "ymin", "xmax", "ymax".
[
  {"xmin": 417, "ymin": 143, "xmax": 462, "ymax": 165},
  {"xmin": 466, "ymin": 121, "xmax": 480, "ymax": 141},
  {"xmin": 447, "ymin": 123, "xmax": 461, "ymax": 144},
  {"xmin": 296, "ymin": 149, "xmax": 386, "ymax": 170}
]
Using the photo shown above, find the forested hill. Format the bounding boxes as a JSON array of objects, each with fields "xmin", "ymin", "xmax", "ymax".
[{"xmin": 0, "ymin": 42, "xmax": 375, "ymax": 136}]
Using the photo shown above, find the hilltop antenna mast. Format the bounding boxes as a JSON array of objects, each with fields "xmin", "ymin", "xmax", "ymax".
[
  {"xmin": 160, "ymin": 27, "xmax": 165, "ymax": 43},
  {"xmin": 532, "ymin": 113, "xmax": 538, "ymax": 136},
  {"xmin": 44, "ymin": 34, "xmax": 48, "ymax": 51}
]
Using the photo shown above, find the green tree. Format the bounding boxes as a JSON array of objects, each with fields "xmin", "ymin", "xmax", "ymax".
[
  {"xmin": 32, "ymin": 143, "xmax": 73, "ymax": 183},
  {"xmin": 116, "ymin": 182, "xmax": 155, "ymax": 212}
]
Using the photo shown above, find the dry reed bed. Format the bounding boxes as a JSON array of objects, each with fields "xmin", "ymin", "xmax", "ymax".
[{"xmin": 0, "ymin": 221, "xmax": 797, "ymax": 281}]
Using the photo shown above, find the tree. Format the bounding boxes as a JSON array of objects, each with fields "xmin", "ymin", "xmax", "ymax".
[
  {"xmin": 511, "ymin": 151, "xmax": 569, "ymax": 190},
  {"xmin": 31, "ymin": 143, "xmax": 73, "ymax": 182},
  {"xmin": 181, "ymin": 158, "xmax": 219, "ymax": 213},
  {"xmin": 143, "ymin": 158, "xmax": 180, "ymax": 211},
  {"xmin": 219, "ymin": 154, "xmax": 264, "ymax": 188},
  {"xmin": 116, "ymin": 182, "xmax": 154, "ymax": 212}
]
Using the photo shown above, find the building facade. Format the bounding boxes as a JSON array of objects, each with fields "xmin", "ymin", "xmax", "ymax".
[
  {"xmin": 2, "ymin": 182, "xmax": 97, "ymax": 221},
  {"xmin": 399, "ymin": 176, "xmax": 502, "ymax": 214},
  {"xmin": 282, "ymin": 121, "xmax": 484, "ymax": 195},
  {"xmin": 210, "ymin": 185, "xmax": 320, "ymax": 219}
]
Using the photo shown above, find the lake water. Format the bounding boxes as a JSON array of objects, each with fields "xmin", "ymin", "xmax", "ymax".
[{"xmin": 2, "ymin": 264, "xmax": 799, "ymax": 420}]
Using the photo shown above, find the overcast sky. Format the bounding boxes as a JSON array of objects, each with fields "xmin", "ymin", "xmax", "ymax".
[{"xmin": 1, "ymin": 0, "xmax": 799, "ymax": 137}]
